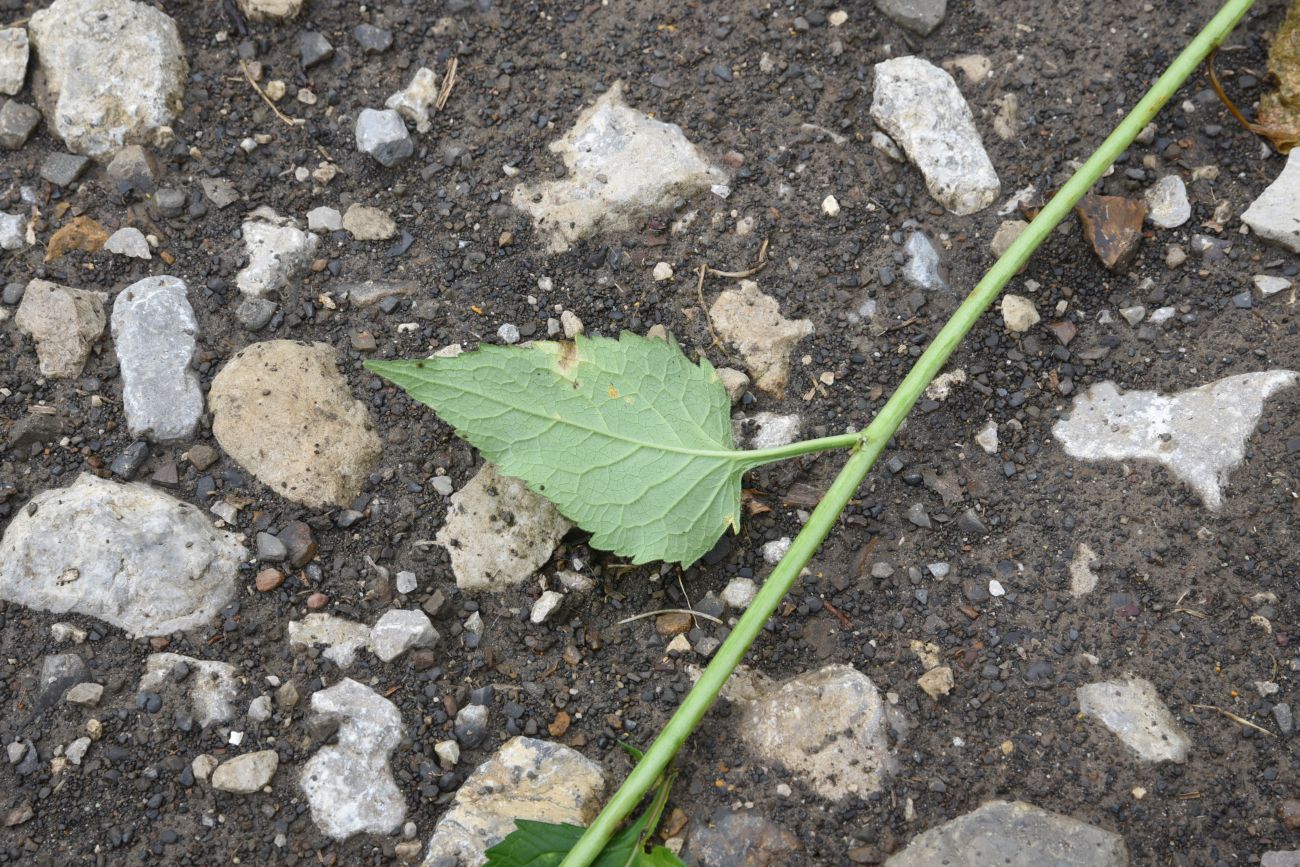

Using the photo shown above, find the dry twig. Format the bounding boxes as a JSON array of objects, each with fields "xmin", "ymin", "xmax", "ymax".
[
  {"xmin": 239, "ymin": 60, "xmax": 305, "ymax": 129},
  {"xmin": 436, "ymin": 57, "xmax": 459, "ymax": 112}
]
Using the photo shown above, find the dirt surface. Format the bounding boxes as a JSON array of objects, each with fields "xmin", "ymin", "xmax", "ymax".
[{"xmin": 2, "ymin": 0, "xmax": 1299, "ymax": 864}]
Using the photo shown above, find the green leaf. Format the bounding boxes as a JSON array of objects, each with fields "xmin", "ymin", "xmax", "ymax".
[{"xmin": 366, "ymin": 332, "xmax": 776, "ymax": 566}]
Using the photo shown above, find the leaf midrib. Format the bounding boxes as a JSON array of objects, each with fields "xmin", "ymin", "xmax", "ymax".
[{"xmin": 427, "ymin": 375, "xmax": 753, "ymax": 463}]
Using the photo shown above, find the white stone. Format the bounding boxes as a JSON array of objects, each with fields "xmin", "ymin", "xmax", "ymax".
[
  {"xmin": 237, "ymin": 0, "xmax": 303, "ymax": 21},
  {"xmin": 288, "ymin": 613, "xmax": 372, "ymax": 668},
  {"xmin": 105, "ymin": 226, "xmax": 151, "ymax": 259},
  {"xmin": 0, "ymin": 212, "xmax": 25, "ymax": 249},
  {"xmin": 988, "ymin": 579, "xmax": 1005, "ymax": 597},
  {"xmin": 14, "ymin": 279, "xmax": 106, "ymax": 379},
  {"xmin": 1053, "ymin": 371, "xmax": 1298, "ymax": 509},
  {"xmin": 384, "ymin": 67, "xmax": 437, "ymax": 133},
  {"xmin": 1255, "ymin": 275, "xmax": 1292, "ymax": 297},
  {"xmin": 736, "ymin": 664, "xmax": 894, "ymax": 800},
  {"xmin": 65, "ymin": 682, "xmax": 102, "ymax": 706},
  {"xmin": 717, "ymin": 367, "xmax": 750, "ymax": 403},
  {"xmin": 1069, "ymin": 543, "xmax": 1100, "ymax": 597},
  {"xmin": 342, "ymin": 204, "xmax": 396, "ymax": 241},
  {"xmin": 512, "ymin": 82, "xmax": 726, "ymax": 252},
  {"xmin": 652, "ymin": 261, "xmax": 674, "ymax": 281},
  {"xmin": 829, "ymin": 10, "xmax": 848, "ymax": 26},
  {"xmin": 191, "ymin": 753, "xmax": 218, "ymax": 783},
  {"xmin": 560, "ymin": 310, "xmax": 584, "ymax": 339},
  {"xmin": 1242, "ymin": 151, "xmax": 1300, "ymax": 252},
  {"xmin": 903, "ymin": 231, "xmax": 946, "ymax": 291},
  {"xmin": 734, "ymin": 412, "xmax": 801, "ymax": 450},
  {"xmin": 111, "ymin": 276, "xmax": 203, "ymax": 442},
  {"xmin": 28, "ymin": 0, "xmax": 186, "ymax": 157},
  {"xmin": 369, "ymin": 609, "xmax": 438, "ymax": 662},
  {"xmin": 355, "ymin": 108, "xmax": 413, "ymax": 167},
  {"xmin": 235, "ymin": 210, "xmax": 319, "ymax": 299},
  {"xmin": 437, "ymin": 464, "xmax": 572, "ymax": 592},
  {"xmin": 395, "ymin": 571, "xmax": 418, "ymax": 594},
  {"xmin": 821, "ymin": 194, "xmax": 840, "ymax": 217},
  {"xmin": 1144, "ymin": 175, "xmax": 1191, "ymax": 229},
  {"xmin": 306, "ymin": 206, "xmax": 342, "ymax": 232},
  {"xmin": 434, "ymin": 740, "xmax": 460, "ymax": 767},
  {"xmin": 721, "ymin": 577, "xmax": 757, "ymax": 610},
  {"xmin": 1077, "ymin": 676, "xmax": 1190, "ymax": 763},
  {"xmin": 212, "ymin": 750, "xmax": 279, "ymax": 793},
  {"xmin": 51, "ymin": 622, "xmax": 86, "ymax": 644},
  {"xmin": 139, "ymin": 652, "xmax": 239, "ymax": 728},
  {"xmin": 871, "ymin": 130, "xmax": 904, "ymax": 161},
  {"xmin": 210, "ymin": 340, "xmax": 383, "ymax": 509},
  {"xmin": 1000, "ymin": 294, "xmax": 1039, "ymax": 333},
  {"xmin": 0, "ymin": 28, "xmax": 28, "ymax": 96},
  {"xmin": 0, "ymin": 474, "xmax": 244, "ymax": 637},
  {"xmin": 65, "ymin": 736, "xmax": 90, "ymax": 765},
  {"xmin": 248, "ymin": 695, "xmax": 272, "ymax": 722},
  {"xmin": 886, "ymin": 800, "xmax": 1129, "ymax": 867},
  {"xmin": 974, "ymin": 419, "xmax": 999, "ymax": 454},
  {"xmin": 530, "ymin": 590, "xmax": 565, "ymax": 624},
  {"xmin": 301, "ymin": 679, "xmax": 406, "ymax": 839},
  {"xmin": 761, "ymin": 537, "xmax": 791, "ymax": 565},
  {"xmin": 420, "ymin": 737, "xmax": 606, "ymax": 867},
  {"xmin": 870, "ymin": 56, "xmax": 1000, "ymax": 215},
  {"xmin": 709, "ymin": 280, "xmax": 813, "ymax": 397}
]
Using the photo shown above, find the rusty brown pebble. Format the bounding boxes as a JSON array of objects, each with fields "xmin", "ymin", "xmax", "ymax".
[
  {"xmin": 1280, "ymin": 798, "xmax": 1300, "ymax": 830},
  {"xmin": 306, "ymin": 591, "xmax": 329, "ymax": 609},
  {"xmin": 655, "ymin": 611, "xmax": 692, "ymax": 636},
  {"xmin": 254, "ymin": 568, "xmax": 284, "ymax": 592},
  {"xmin": 1074, "ymin": 191, "xmax": 1146, "ymax": 272}
]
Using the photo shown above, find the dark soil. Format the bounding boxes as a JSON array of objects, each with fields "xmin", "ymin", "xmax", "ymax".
[{"xmin": 1, "ymin": 0, "xmax": 1298, "ymax": 864}]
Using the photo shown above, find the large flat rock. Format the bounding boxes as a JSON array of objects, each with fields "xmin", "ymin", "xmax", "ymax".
[
  {"xmin": 1242, "ymin": 151, "xmax": 1300, "ymax": 252},
  {"xmin": 1052, "ymin": 371, "xmax": 1297, "ymax": 509},
  {"xmin": 1077, "ymin": 675, "xmax": 1190, "ymax": 763},
  {"xmin": 210, "ymin": 340, "xmax": 382, "ymax": 509},
  {"xmin": 512, "ymin": 82, "xmax": 725, "ymax": 252},
  {"xmin": 0, "ymin": 474, "xmax": 244, "ymax": 637}
]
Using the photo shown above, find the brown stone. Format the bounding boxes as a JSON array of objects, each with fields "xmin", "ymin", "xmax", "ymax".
[
  {"xmin": 279, "ymin": 520, "xmax": 316, "ymax": 568},
  {"xmin": 655, "ymin": 611, "xmax": 692, "ymax": 636},
  {"xmin": 255, "ymin": 568, "xmax": 284, "ymax": 592},
  {"xmin": 45, "ymin": 215, "xmax": 108, "ymax": 262},
  {"xmin": 1074, "ymin": 192, "xmax": 1146, "ymax": 272},
  {"xmin": 548, "ymin": 710, "xmax": 571, "ymax": 737},
  {"xmin": 306, "ymin": 591, "xmax": 328, "ymax": 609},
  {"xmin": 1280, "ymin": 798, "xmax": 1300, "ymax": 830},
  {"xmin": 187, "ymin": 444, "xmax": 219, "ymax": 471}
]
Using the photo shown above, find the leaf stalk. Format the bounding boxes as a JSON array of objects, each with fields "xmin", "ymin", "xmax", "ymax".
[{"xmin": 557, "ymin": 1, "xmax": 1257, "ymax": 863}]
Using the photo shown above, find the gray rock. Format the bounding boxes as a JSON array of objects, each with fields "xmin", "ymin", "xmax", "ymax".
[
  {"xmin": 721, "ymin": 577, "xmax": 757, "ymax": 609},
  {"xmin": 235, "ymin": 209, "xmax": 319, "ymax": 299},
  {"xmin": 369, "ymin": 609, "xmax": 438, "ymax": 662},
  {"xmin": 337, "ymin": 280, "xmax": 416, "ymax": 308},
  {"xmin": 247, "ymin": 695, "xmax": 272, "ymax": 722},
  {"xmin": 39, "ymin": 151, "xmax": 89, "ymax": 187},
  {"xmin": 65, "ymin": 736, "xmax": 90, "ymax": 765},
  {"xmin": 2, "ymin": 281, "xmax": 24, "ymax": 304},
  {"xmin": 903, "ymin": 231, "xmax": 946, "ymax": 291},
  {"xmin": 355, "ymin": 108, "xmax": 413, "ymax": 167},
  {"xmin": 1144, "ymin": 175, "xmax": 1191, "ymax": 229},
  {"xmin": 529, "ymin": 590, "xmax": 565, "ymax": 624},
  {"xmin": 875, "ymin": 0, "xmax": 947, "ymax": 35},
  {"xmin": 64, "ymin": 682, "xmax": 103, "ymax": 706},
  {"xmin": 110, "ymin": 440, "xmax": 149, "ymax": 479},
  {"xmin": 299, "ymin": 31, "xmax": 333, "ymax": 68},
  {"xmin": 1242, "ymin": 151, "xmax": 1300, "ymax": 252},
  {"xmin": 870, "ymin": 56, "xmax": 1000, "ymax": 215},
  {"xmin": 1077, "ymin": 675, "xmax": 1190, "ymax": 763},
  {"xmin": 682, "ymin": 809, "xmax": 801, "ymax": 866},
  {"xmin": 306, "ymin": 206, "xmax": 342, "ymax": 232},
  {"xmin": 0, "ymin": 28, "xmax": 28, "ymax": 95},
  {"xmin": 1273, "ymin": 702, "xmax": 1294, "ymax": 736},
  {"xmin": 40, "ymin": 652, "xmax": 88, "ymax": 705},
  {"xmin": 1069, "ymin": 543, "xmax": 1100, "ymax": 597},
  {"xmin": 15, "ymin": 280, "xmax": 106, "ymax": 378},
  {"xmin": 454, "ymin": 703, "xmax": 490, "ymax": 748},
  {"xmin": 0, "ymin": 212, "xmax": 24, "ymax": 249},
  {"xmin": 235, "ymin": 297, "xmax": 276, "ymax": 331},
  {"xmin": 300, "ymin": 679, "xmax": 406, "ymax": 839},
  {"xmin": 512, "ymin": 82, "xmax": 726, "ymax": 252},
  {"xmin": 420, "ymin": 737, "xmax": 606, "ymax": 867},
  {"xmin": 28, "ymin": 0, "xmax": 187, "ymax": 157},
  {"xmin": 437, "ymin": 463, "xmax": 572, "ymax": 592},
  {"xmin": 709, "ymin": 279, "xmax": 813, "ymax": 397},
  {"xmin": 211, "ymin": 750, "xmax": 278, "ymax": 794},
  {"xmin": 138, "ymin": 652, "xmax": 239, "ymax": 727},
  {"xmin": 256, "ymin": 532, "xmax": 287, "ymax": 561},
  {"xmin": 111, "ymin": 276, "xmax": 202, "ymax": 442},
  {"xmin": 1262, "ymin": 854, "xmax": 1300, "ymax": 867},
  {"xmin": 885, "ymin": 800, "xmax": 1128, "ymax": 866},
  {"xmin": 210, "ymin": 340, "xmax": 382, "ymax": 508},
  {"xmin": 385, "ymin": 67, "xmax": 437, "ymax": 133},
  {"xmin": 1053, "ymin": 371, "xmax": 1298, "ymax": 510},
  {"xmin": 237, "ymin": 0, "xmax": 302, "ymax": 21},
  {"xmin": 1255, "ymin": 275, "xmax": 1292, "ymax": 298},
  {"xmin": 153, "ymin": 188, "xmax": 185, "ymax": 218},
  {"xmin": 352, "ymin": 23, "xmax": 392, "ymax": 53},
  {"xmin": 200, "ymin": 177, "xmax": 239, "ymax": 209},
  {"xmin": 288, "ymin": 613, "xmax": 371, "ymax": 668},
  {"xmin": 395, "ymin": 571, "xmax": 418, "ymax": 594},
  {"xmin": 105, "ymin": 145, "xmax": 160, "ymax": 195},
  {"xmin": 104, "ymin": 227, "xmax": 151, "ymax": 259},
  {"xmin": 0, "ymin": 473, "xmax": 244, "ymax": 637},
  {"xmin": 735, "ymin": 664, "xmax": 894, "ymax": 800},
  {"xmin": 0, "ymin": 99, "xmax": 40, "ymax": 149},
  {"xmin": 6, "ymin": 741, "xmax": 27, "ymax": 764}
]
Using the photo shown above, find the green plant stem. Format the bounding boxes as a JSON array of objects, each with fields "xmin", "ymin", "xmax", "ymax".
[
  {"xmin": 559, "ymin": 2, "xmax": 1255, "ymax": 863},
  {"xmin": 744, "ymin": 430, "xmax": 863, "ymax": 464}
]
